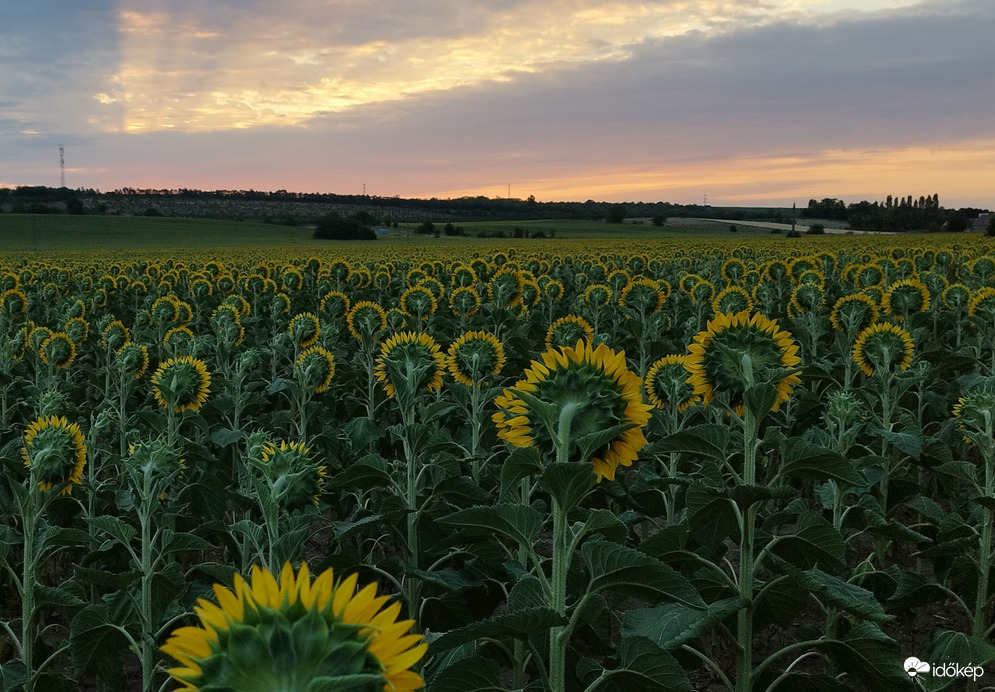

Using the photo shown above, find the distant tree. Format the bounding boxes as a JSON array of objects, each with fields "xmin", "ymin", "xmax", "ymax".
[
  {"xmin": 806, "ymin": 223, "xmax": 826, "ymax": 235},
  {"xmin": 987, "ymin": 215, "xmax": 995, "ymax": 237},
  {"xmin": 313, "ymin": 212, "xmax": 376, "ymax": 240},
  {"xmin": 729, "ymin": 224, "xmax": 737, "ymax": 232},
  {"xmin": 513, "ymin": 227, "xmax": 525, "ymax": 238},
  {"xmin": 416, "ymin": 221, "xmax": 436, "ymax": 235},
  {"xmin": 605, "ymin": 204, "xmax": 627, "ymax": 224},
  {"xmin": 944, "ymin": 212, "xmax": 968, "ymax": 233},
  {"xmin": 651, "ymin": 214, "xmax": 667, "ymax": 227}
]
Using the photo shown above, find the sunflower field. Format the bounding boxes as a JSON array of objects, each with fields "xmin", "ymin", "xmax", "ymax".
[{"xmin": 2, "ymin": 236, "xmax": 995, "ymax": 691}]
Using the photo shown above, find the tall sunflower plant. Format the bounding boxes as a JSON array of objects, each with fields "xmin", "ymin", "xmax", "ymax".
[{"xmin": 435, "ymin": 340, "xmax": 704, "ymax": 692}]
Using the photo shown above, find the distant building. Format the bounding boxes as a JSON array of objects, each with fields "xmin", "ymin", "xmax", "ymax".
[
  {"xmin": 972, "ymin": 213, "xmax": 991, "ymax": 232},
  {"xmin": 376, "ymin": 228, "xmax": 389, "ymax": 236}
]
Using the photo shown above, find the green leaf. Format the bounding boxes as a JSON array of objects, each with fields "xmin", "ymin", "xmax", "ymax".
[
  {"xmin": 768, "ymin": 511, "xmax": 845, "ymax": 570},
  {"xmin": 326, "ymin": 454, "xmax": 392, "ymax": 490},
  {"xmin": 920, "ymin": 630, "xmax": 995, "ymax": 692},
  {"xmin": 686, "ymin": 484, "xmax": 738, "ymax": 548},
  {"xmin": 539, "ymin": 461, "xmax": 597, "ymax": 511},
  {"xmin": 876, "ymin": 428, "xmax": 922, "ymax": 460},
  {"xmin": 779, "ymin": 437, "xmax": 865, "ymax": 488},
  {"xmin": 583, "ymin": 541, "xmax": 706, "ymax": 609},
  {"xmin": 307, "ymin": 675, "xmax": 393, "ymax": 692},
  {"xmin": 332, "ymin": 515, "xmax": 384, "ymax": 542},
  {"xmin": 814, "ymin": 622, "xmax": 909, "ymax": 690},
  {"xmin": 441, "ymin": 503, "xmax": 544, "ymax": 549},
  {"xmin": 209, "ymin": 426, "xmax": 244, "ymax": 446},
  {"xmin": 0, "ymin": 660, "xmax": 27, "ymax": 692},
  {"xmin": 652, "ymin": 424, "xmax": 730, "ymax": 461},
  {"xmin": 69, "ymin": 604, "xmax": 127, "ymax": 687},
  {"xmin": 887, "ymin": 570, "xmax": 951, "ymax": 611},
  {"xmin": 594, "ymin": 636, "xmax": 692, "ymax": 692},
  {"xmin": 161, "ymin": 529, "xmax": 214, "ymax": 556},
  {"xmin": 426, "ymin": 656, "xmax": 505, "ymax": 692},
  {"xmin": 768, "ymin": 673, "xmax": 853, "ymax": 691},
  {"xmin": 796, "ymin": 568, "xmax": 890, "ymax": 622},
  {"xmin": 508, "ymin": 575, "xmax": 547, "ymax": 611},
  {"xmin": 341, "ymin": 417, "xmax": 383, "ymax": 451},
  {"xmin": 264, "ymin": 376, "xmax": 294, "ymax": 394},
  {"xmin": 575, "ymin": 508, "xmax": 627, "ymax": 545},
  {"xmin": 85, "ymin": 515, "xmax": 136, "ymax": 547},
  {"xmin": 934, "ymin": 461, "xmax": 977, "ymax": 484},
  {"xmin": 499, "ymin": 446, "xmax": 543, "ymax": 499},
  {"xmin": 744, "ymin": 383, "xmax": 778, "ymax": 421},
  {"xmin": 35, "ymin": 583, "xmax": 86, "ymax": 611},
  {"xmin": 622, "ymin": 597, "xmax": 746, "ymax": 650},
  {"xmin": 428, "ymin": 607, "xmax": 567, "ymax": 654}
]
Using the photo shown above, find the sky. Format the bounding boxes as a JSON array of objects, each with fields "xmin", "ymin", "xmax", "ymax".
[{"xmin": 1, "ymin": 0, "xmax": 993, "ymax": 208}]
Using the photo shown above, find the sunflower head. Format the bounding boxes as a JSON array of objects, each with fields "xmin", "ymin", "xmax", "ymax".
[
  {"xmin": 399, "ymin": 285, "xmax": 437, "ymax": 320},
  {"xmin": 968, "ymin": 287, "xmax": 995, "ymax": 321},
  {"xmin": 952, "ymin": 381, "xmax": 995, "ymax": 440},
  {"xmin": 852, "ymin": 322, "xmax": 915, "ymax": 377},
  {"xmin": 63, "ymin": 316, "xmax": 89, "ymax": 345},
  {"xmin": 163, "ymin": 326, "xmax": 197, "ymax": 356},
  {"xmin": 829, "ymin": 294, "xmax": 878, "ymax": 333},
  {"xmin": 21, "ymin": 415, "xmax": 87, "ymax": 495},
  {"xmin": 684, "ymin": 311, "xmax": 801, "ymax": 416},
  {"xmin": 127, "ymin": 438, "xmax": 185, "ymax": 491},
  {"xmin": 39, "ymin": 332, "xmax": 76, "ymax": 370},
  {"xmin": 295, "ymin": 346, "xmax": 335, "ymax": 393},
  {"xmin": 161, "ymin": 562, "xmax": 426, "ymax": 692},
  {"xmin": 289, "ymin": 312, "xmax": 321, "ymax": 349},
  {"xmin": 545, "ymin": 315, "xmax": 594, "ymax": 351},
  {"xmin": 375, "ymin": 331, "xmax": 446, "ymax": 400},
  {"xmin": 253, "ymin": 441, "xmax": 326, "ymax": 511},
  {"xmin": 447, "ymin": 331, "xmax": 506, "ymax": 386},
  {"xmin": 320, "ymin": 291, "xmax": 351, "ymax": 317},
  {"xmin": 713, "ymin": 286, "xmax": 753, "ymax": 316},
  {"xmin": 882, "ymin": 277, "xmax": 930, "ymax": 321},
  {"xmin": 619, "ymin": 278, "xmax": 665, "ymax": 313},
  {"xmin": 448, "ymin": 286, "xmax": 481, "ymax": 319},
  {"xmin": 645, "ymin": 355, "xmax": 700, "ymax": 412},
  {"xmin": 493, "ymin": 340, "xmax": 652, "ymax": 482},
  {"xmin": 583, "ymin": 283, "xmax": 612, "ymax": 308},
  {"xmin": 347, "ymin": 301, "xmax": 388, "ymax": 343},
  {"xmin": 117, "ymin": 342, "xmax": 150, "ymax": 379},
  {"xmin": 151, "ymin": 356, "xmax": 212, "ymax": 413}
]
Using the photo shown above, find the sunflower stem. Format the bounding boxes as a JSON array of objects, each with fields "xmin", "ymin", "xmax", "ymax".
[
  {"xmin": 549, "ymin": 402, "xmax": 580, "ymax": 692},
  {"xmin": 736, "ymin": 367, "xmax": 760, "ymax": 692},
  {"xmin": 974, "ymin": 418, "xmax": 994, "ymax": 638}
]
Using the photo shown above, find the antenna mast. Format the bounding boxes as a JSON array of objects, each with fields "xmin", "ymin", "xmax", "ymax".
[{"xmin": 59, "ymin": 144, "xmax": 65, "ymax": 188}]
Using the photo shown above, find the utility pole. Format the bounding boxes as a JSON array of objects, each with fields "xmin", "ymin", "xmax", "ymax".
[{"xmin": 59, "ymin": 144, "xmax": 65, "ymax": 188}]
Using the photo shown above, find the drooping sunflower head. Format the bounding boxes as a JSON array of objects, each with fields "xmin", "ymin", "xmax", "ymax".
[
  {"xmin": 319, "ymin": 290, "xmax": 351, "ymax": 318},
  {"xmin": 347, "ymin": 301, "xmax": 388, "ymax": 343},
  {"xmin": 852, "ymin": 322, "xmax": 915, "ymax": 377},
  {"xmin": 21, "ymin": 415, "xmax": 87, "ymax": 495},
  {"xmin": 788, "ymin": 283, "xmax": 825, "ymax": 316},
  {"xmin": 829, "ymin": 293, "xmax": 878, "ymax": 333},
  {"xmin": 288, "ymin": 312, "xmax": 321, "ymax": 349},
  {"xmin": 545, "ymin": 315, "xmax": 594, "ymax": 351},
  {"xmin": 127, "ymin": 438, "xmax": 185, "ymax": 489},
  {"xmin": 29, "ymin": 325, "xmax": 53, "ymax": 353},
  {"xmin": 151, "ymin": 295, "xmax": 180, "ymax": 325},
  {"xmin": 63, "ymin": 316, "xmax": 89, "ymax": 345},
  {"xmin": 684, "ymin": 310, "xmax": 801, "ymax": 415},
  {"xmin": 211, "ymin": 304, "xmax": 243, "ymax": 347},
  {"xmin": 619, "ymin": 278, "xmax": 665, "ymax": 313},
  {"xmin": 712, "ymin": 285, "xmax": 753, "ymax": 316},
  {"xmin": 583, "ymin": 283, "xmax": 612, "ymax": 308},
  {"xmin": 255, "ymin": 441, "xmax": 326, "ymax": 511},
  {"xmin": 399, "ymin": 285, "xmax": 437, "ymax": 320},
  {"xmin": 968, "ymin": 287, "xmax": 995, "ymax": 321},
  {"xmin": 487, "ymin": 268, "xmax": 523, "ymax": 308},
  {"xmin": 492, "ymin": 340, "xmax": 652, "ymax": 482},
  {"xmin": 447, "ymin": 331, "xmax": 506, "ymax": 386},
  {"xmin": 39, "ymin": 332, "xmax": 76, "ymax": 370},
  {"xmin": 942, "ymin": 283, "xmax": 972, "ymax": 311},
  {"xmin": 881, "ymin": 277, "xmax": 930, "ymax": 321},
  {"xmin": 161, "ymin": 562, "xmax": 426, "ymax": 692},
  {"xmin": 117, "ymin": 342, "xmax": 150, "ymax": 379},
  {"xmin": 823, "ymin": 390, "xmax": 864, "ymax": 434},
  {"xmin": 952, "ymin": 381, "xmax": 995, "ymax": 440},
  {"xmin": 645, "ymin": 355, "xmax": 700, "ymax": 412},
  {"xmin": 163, "ymin": 326, "xmax": 197, "ymax": 356},
  {"xmin": 294, "ymin": 346, "xmax": 335, "ymax": 393},
  {"xmin": 0, "ymin": 287, "xmax": 27, "ymax": 315},
  {"xmin": 151, "ymin": 356, "xmax": 212, "ymax": 413},
  {"xmin": 448, "ymin": 286, "xmax": 481, "ymax": 319},
  {"xmin": 375, "ymin": 331, "xmax": 446, "ymax": 400}
]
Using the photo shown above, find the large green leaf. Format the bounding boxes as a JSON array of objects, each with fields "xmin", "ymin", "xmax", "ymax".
[
  {"xmin": 85, "ymin": 514, "xmax": 136, "ymax": 547},
  {"xmin": 686, "ymin": 484, "xmax": 739, "ymax": 548},
  {"xmin": 598, "ymin": 636, "xmax": 692, "ymax": 692},
  {"xmin": 796, "ymin": 568, "xmax": 890, "ymax": 622},
  {"xmin": 767, "ymin": 673, "xmax": 853, "ymax": 691},
  {"xmin": 814, "ymin": 622, "xmax": 910, "ymax": 690},
  {"xmin": 69, "ymin": 604, "xmax": 126, "ymax": 688},
  {"xmin": 768, "ymin": 511, "xmax": 845, "ymax": 571},
  {"xmin": 582, "ymin": 541, "xmax": 706, "ymax": 609},
  {"xmin": 499, "ymin": 446, "xmax": 543, "ymax": 499},
  {"xmin": 651, "ymin": 424, "xmax": 730, "ymax": 461},
  {"xmin": 621, "ymin": 597, "xmax": 746, "ymax": 650},
  {"xmin": 441, "ymin": 503, "xmax": 544, "ymax": 549},
  {"xmin": 539, "ymin": 461, "xmax": 597, "ymax": 511},
  {"xmin": 325, "ymin": 454, "xmax": 392, "ymax": 490},
  {"xmin": 779, "ymin": 437, "xmax": 865, "ymax": 488},
  {"xmin": 427, "ymin": 656, "xmax": 505, "ymax": 692},
  {"xmin": 920, "ymin": 630, "xmax": 995, "ymax": 692},
  {"xmin": 428, "ymin": 607, "xmax": 567, "ymax": 654}
]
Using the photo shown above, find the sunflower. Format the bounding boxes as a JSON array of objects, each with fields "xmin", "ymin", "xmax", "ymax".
[
  {"xmin": 399, "ymin": 285, "xmax": 437, "ymax": 320},
  {"xmin": 829, "ymin": 293, "xmax": 878, "ymax": 333},
  {"xmin": 583, "ymin": 283, "xmax": 612, "ymax": 308},
  {"xmin": 881, "ymin": 277, "xmax": 930, "ymax": 321},
  {"xmin": 375, "ymin": 331, "xmax": 446, "ymax": 400},
  {"xmin": 39, "ymin": 332, "xmax": 76, "ymax": 370},
  {"xmin": 645, "ymin": 355, "xmax": 700, "ymax": 412},
  {"xmin": 164, "ymin": 326, "xmax": 197, "ymax": 355},
  {"xmin": 161, "ymin": 562, "xmax": 426, "ymax": 692},
  {"xmin": 788, "ymin": 283, "xmax": 825, "ymax": 316},
  {"xmin": 347, "ymin": 301, "xmax": 388, "ymax": 342},
  {"xmin": 968, "ymin": 287, "xmax": 995, "ymax": 321},
  {"xmin": 21, "ymin": 415, "xmax": 87, "ymax": 495},
  {"xmin": 211, "ymin": 304, "xmax": 244, "ymax": 348},
  {"xmin": 619, "ymin": 278, "xmax": 665, "ymax": 313},
  {"xmin": 151, "ymin": 295, "xmax": 180, "ymax": 325},
  {"xmin": 447, "ymin": 331, "xmax": 506, "ymax": 386},
  {"xmin": 0, "ymin": 287, "xmax": 27, "ymax": 314},
  {"xmin": 63, "ymin": 316, "xmax": 89, "ymax": 345},
  {"xmin": 151, "ymin": 356, "xmax": 212, "ymax": 413},
  {"xmin": 852, "ymin": 322, "xmax": 915, "ymax": 377},
  {"xmin": 493, "ymin": 340, "xmax": 651, "ymax": 482},
  {"xmin": 448, "ymin": 286, "xmax": 481, "ymax": 319},
  {"xmin": 684, "ymin": 311, "xmax": 801, "ymax": 415},
  {"xmin": 117, "ymin": 342, "xmax": 150, "ymax": 379},
  {"xmin": 320, "ymin": 291, "xmax": 351, "ymax": 317},
  {"xmin": 99, "ymin": 321, "xmax": 125, "ymax": 352},
  {"xmin": 712, "ymin": 285, "xmax": 753, "ymax": 316},
  {"xmin": 942, "ymin": 283, "xmax": 972, "ymax": 311},
  {"xmin": 288, "ymin": 312, "xmax": 321, "ymax": 349},
  {"xmin": 487, "ymin": 268, "xmax": 523, "ymax": 308},
  {"xmin": 542, "ymin": 279, "xmax": 565, "ymax": 302},
  {"xmin": 546, "ymin": 315, "xmax": 594, "ymax": 350},
  {"xmin": 952, "ymin": 383, "xmax": 995, "ymax": 439},
  {"xmin": 256, "ymin": 441, "xmax": 326, "ymax": 511},
  {"xmin": 295, "ymin": 346, "xmax": 336, "ymax": 393}
]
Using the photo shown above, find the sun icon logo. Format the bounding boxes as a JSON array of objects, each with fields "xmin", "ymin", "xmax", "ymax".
[{"xmin": 904, "ymin": 657, "xmax": 930, "ymax": 678}]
